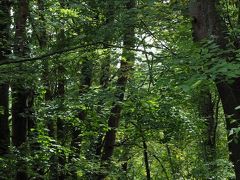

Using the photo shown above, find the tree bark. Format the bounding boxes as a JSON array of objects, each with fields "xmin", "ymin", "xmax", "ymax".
[
  {"xmin": 12, "ymin": 1, "xmax": 33, "ymax": 179},
  {"xmin": 0, "ymin": 84, "xmax": 9, "ymax": 155},
  {"xmin": 190, "ymin": 0, "xmax": 240, "ymax": 178},
  {"xmin": 97, "ymin": 1, "xmax": 136, "ymax": 179},
  {"xmin": 0, "ymin": 0, "xmax": 11, "ymax": 156}
]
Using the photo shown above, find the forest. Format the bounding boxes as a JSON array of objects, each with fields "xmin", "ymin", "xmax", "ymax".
[{"xmin": 1, "ymin": 0, "xmax": 240, "ymax": 179}]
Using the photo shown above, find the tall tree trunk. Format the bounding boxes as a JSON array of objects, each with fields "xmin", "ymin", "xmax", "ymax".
[
  {"xmin": 190, "ymin": 0, "xmax": 240, "ymax": 178},
  {"xmin": 12, "ymin": 1, "xmax": 32, "ymax": 179},
  {"xmin": 97, "ymin": 1, "xmax": 136, "ymax": 179},
  {"xmin": 0, "ymin": 0, "xmax": 11, "ymax": 156}
]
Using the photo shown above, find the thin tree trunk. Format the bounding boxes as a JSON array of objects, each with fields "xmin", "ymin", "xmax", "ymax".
[
  {"xmin": 97, "ymin": 1, "xmax": 136, "ymax": 179},
  {"xmin": 0, "ymin": 0, "xmax": 11, "ymax": 156},
  {"xmin": 190, "ymin": 1, "xmax": 240, "ymax": 178},
  {"xmin": 152, "ymin": 154, "xmax": 170, "ymax": 180},
  {"xmin": 197, "ymin": 83, "xmax": 216, "ymax": 170},
  {"xmin": 141, "ymin": 132, "xmax": 151, "ymax": 180},
  {"xmin": 166, "ymin": 144, "xmax": 176, "ymax": 180}
]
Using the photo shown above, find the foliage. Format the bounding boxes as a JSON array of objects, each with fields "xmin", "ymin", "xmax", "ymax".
[{"xmin": 0, "ymin": 0, "xmax": 238, "ymax": 179}]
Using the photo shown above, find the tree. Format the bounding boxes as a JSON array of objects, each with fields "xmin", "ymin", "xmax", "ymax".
[
  {"xmin": 12, "ymin": 0, "xmax": 34, "ymax": 179},
  {"xmin": 193, "ymin": 82, "xmax": 218, "ymax": 177},
  {"xmin": 97, "ymin": 0, "xmax": 136, "ymax": 179},
  {"xmin": 0, "ymin": 0, "xmax": 238, "ymax": 179},
  {"xmin": 190, "ymin": 0, "xmax": 240, "ymax": 178},
  {"xmin": 0, "ymin": 0, "xmax": 11, "ymax": 156}
]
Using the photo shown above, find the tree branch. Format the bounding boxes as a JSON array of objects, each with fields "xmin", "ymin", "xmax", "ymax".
[
  {"xmin": 0, "ymin": 42, "xmax": 159, "ymax": 66},
  {"xmin": 0, "ymin": 43, "xmax": 100, "ymax": 66}
]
